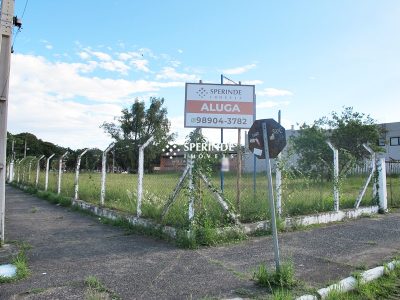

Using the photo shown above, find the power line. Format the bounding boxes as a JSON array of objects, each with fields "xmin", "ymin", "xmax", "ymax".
[
  {"xmin": 12, "ymin": 0, "xmax": 29, "ymax": 50},
  {"xmin": 21, "ymin": 0, "xmax": 29, "ymax": 18}
]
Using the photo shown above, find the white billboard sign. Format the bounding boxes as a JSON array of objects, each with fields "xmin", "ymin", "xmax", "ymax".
[{"xmin": 184, "ymin": 83, "xmax": 255, "ymax": 129}]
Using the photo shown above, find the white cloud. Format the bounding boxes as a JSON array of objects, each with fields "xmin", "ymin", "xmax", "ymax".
[
  {"xmin": 177, "ymin": 49, "xmax": 183, "ymax": 54},
  {"xmin": 169, "ymin": 115, "xmax": 191, "ymax": 144},
  {"xmin": 98, "ymin": 60, "xmax": 130, "ymax": 75},
  {"xmin": 86, "ymin": 49, "xmax": 112, "ymax": 61},
  {"xmin": 8, "ymin": 53, "xmax": 188, "ymax": 149},
  {"xmin": 8, "ymin": 86, "xmax": 120, "ymax": 149},
  {"xmin": 41, "ymin": 40, "xmax": 53, "ymax": 50},
  {"xmin": 156, "ymin": 67, "xmax": 198, "ymax": 81},
  {"xmin": 258, "ymin": 88, "xmax": 293, "ymax": 97},
  {"xmin": 78, "ymin": 51, "xmax": 90, "ymax": 60},
  {"xmin": 257, "ymin": 100, "xmax": 290, "ymax": 109},
  {"xmin": 130, "ymin": 59, "xmax": 150, "ymax": 72},
  {"xmin": 242, "ymin": 80, "xmax": 263, "ymax": 85},
  {"xmin": 118, "ymin": 51, "xmax": 143, "ymax": 61},
  {"xmin": 222, "ymin": 63, "xmax": 256, "ymax": 75},
  {"xmin": 170, "ymin": 60, "xmax": 181, "ymax": 68}
]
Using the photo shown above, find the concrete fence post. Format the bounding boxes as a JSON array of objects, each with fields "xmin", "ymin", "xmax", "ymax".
[
  {"xmin": 327, "ymin": 141, "xmax": 340, "ymax": 211},
  {"xmin": 74, "ymin": 149, "xmax": 89, "ymax": 201},
  {"xmin": 45, "ymin": 154, "xmax": 55, "ymax": 191},
  {"xmin": 16, "ymin": 159, "xmax": 21, "ymax": 183},
  {"xmin": 377, "ymin": 158, "xmax": 388, "ymax": 212},
  {"xmin": 8, "ymin": 159, "xmax": 14, "ymax": 182},
  {"xmin": 57, "ymin": 151, "xmax": 68, "ymax": 195},
  {"xmin": 22, "ymin": 160, "xmax": 26, "ymax": 184},
  {"xmin": 35, "ymin": 155, "xmax": 45, "ymax": 188},
  {"xmin": 100, "ymin": 143, "xmax": 115, "ymax": 206},
  {"xmin": 137, "ymin": 137, "xmax": 154, "ymax": 217},
  {"xmin": 6, "ymin": 161, "xmax": 9, "ymax": 182}
]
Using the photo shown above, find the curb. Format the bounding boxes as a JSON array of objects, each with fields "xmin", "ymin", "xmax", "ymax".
[{"xmin": 296, "ymin": 259, "xmax": 400, "ymax": 300}]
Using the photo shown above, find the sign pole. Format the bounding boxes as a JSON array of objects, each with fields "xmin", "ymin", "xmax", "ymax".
[
  {"xmin": 262, "ymin": 122, "xmax": 281, "ymax": 271},
  {"xmin": 220, "ymin": 74, "xmax": 224, "ymax": 192}
]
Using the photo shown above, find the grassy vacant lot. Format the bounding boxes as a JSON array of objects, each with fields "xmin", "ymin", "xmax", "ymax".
[{"xmin": 18, "ymin": 168, "xmax": 399, "ymax": 229}]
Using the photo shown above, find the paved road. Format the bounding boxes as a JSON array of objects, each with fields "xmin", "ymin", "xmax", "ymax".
[{"xmin": 1, "ymin": 186, "xmax": 400, "ymax": 299}]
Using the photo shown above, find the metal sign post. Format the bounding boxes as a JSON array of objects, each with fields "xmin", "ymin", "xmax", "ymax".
[
  {"xmin": 249, "ymin": 118, "xmax": 286, "ymax": 272},
  {"xmin": 262, "ymin": 122, "xmax": 281, "ymax": 271}
]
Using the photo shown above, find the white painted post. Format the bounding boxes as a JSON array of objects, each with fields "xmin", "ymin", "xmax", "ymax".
[
  {"xmin": 45, "ymin": 154, "xmax": 55, "ymax": 191},
  {"xmin": 377, "ymin": 158, "xmax": 388, "ymax": 212},
  {"xmin": 35, "ymin": 155, "xmax": 45, "ymax": 187},
  {"xmin": 74, "ymin": 149, "xmax": 89, "ymax": 200},
  {"xmin": 276, "ymin": 153, "xmax": 282, "ymax": 216},
  {"xmin": 137, "ymin": 137, "xmax": 154, "ymax": 217},
  {"xmin": 22, "ymin": 159, "xmax": 26, "ymax": 183},
  {"xmin": 8, "ymin": 158, "xmax": 13, "ymax": 182},
  {"xmin": 16, "ymin": 159, "xmax": 21, "ymax": 183},
  {"xmin": 327, "ymin": 142, "xmax": 340, "ymax": 211},
  {"xmin": 57, "ymin": 151, "xmax": 68, "ymax": 195},
  {"xmin": 6, "ymin": 160, "xmax": 9, "ymax": 182},
  {"xmin": 100, "ymin": 143, "xmax": 115, "ymax": 206}
]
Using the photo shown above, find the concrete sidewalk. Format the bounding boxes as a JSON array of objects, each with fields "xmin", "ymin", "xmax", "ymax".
[{"xmin": 1, "ymin": 186, "xmax": 400, "ymax": 299}]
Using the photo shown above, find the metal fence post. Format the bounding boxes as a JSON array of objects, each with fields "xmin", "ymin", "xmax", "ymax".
[
  {"xmin": 355, "ymin": 144, "xmax": 376, "ymax": 208},
  {"xmin": 100, "ymin": 143, "xmax": 115, "ymax": 206},
  {"xmin": 28, "ymin": 158, "xmax": 35, "ymax": 184},
  {"xmin": 327, "ymin": 142, "xmax": 340, "ymax": 211},
  {"xmin": 137, "ymin": 137, "xmax": 154, "ymax": 217},
  {"xmin": 276, "ymin": 153, "xmax": 282, "ymax": 216},
  {"xmin": 17, "ymin": 158, "xmax": 26, "ymax": 184},
  {"xmin": 74, "ymin": 149, "xmax": 89, "ymax": 201},
  {"xmin": 57, "ymin": 151, "xmax": 68, "ymax": 195},
  {"xmin": 45, "ymin": 154, "xmax": 55, "ymax": 191},
  {"xmin": 377, "ymin": 157, "xmax": 388, "ymax": 212},
  {"xmin": 188, "ymin": 158, "xmax": 195, "ymax": 224},
  {"xmin": 35, "ymin": 155, "xmax": 45, "ymax": 188}
]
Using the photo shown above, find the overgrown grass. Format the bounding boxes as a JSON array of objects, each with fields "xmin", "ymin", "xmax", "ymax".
[
  {"xmin": 254, "ymin": 260, "xmax": 297, "ymax": 290},
  {"xmin": 17, "ymin": 170, "xmax": 385, "ymax": 226},
  {"xmin": 0, "ymin": 243, "xmax": 31, "ymax": 284},
  {"xmin": 84, "ymin": 275, "xmax": 120, "ymax": 300},
  {"xmin": 324, "ymin": 263, "xmax": 400, "ymax": 300}
]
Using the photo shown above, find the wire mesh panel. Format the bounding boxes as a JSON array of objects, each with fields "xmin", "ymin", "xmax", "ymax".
[{"xmin": 387, "ymin": 161, "xmax": 400, "ymax": 207}]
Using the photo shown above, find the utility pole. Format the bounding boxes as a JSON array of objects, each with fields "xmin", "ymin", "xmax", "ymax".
[{"xmin": 0, "ymin": 0, "xmax": 18, "ymax": 245}]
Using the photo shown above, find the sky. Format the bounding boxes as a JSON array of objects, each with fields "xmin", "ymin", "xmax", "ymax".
[{"xmin": 5, "ymin": 0, "xmax": 400, "ymax": 150}]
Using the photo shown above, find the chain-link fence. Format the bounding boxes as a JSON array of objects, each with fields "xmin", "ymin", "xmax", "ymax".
[
  {"xmin": 9, "ymin": 144, "xmax": 398, "ymax": 230},
  {"xmin": 387, "ymin": 161, "xmax": 400, "ymax": 207}
]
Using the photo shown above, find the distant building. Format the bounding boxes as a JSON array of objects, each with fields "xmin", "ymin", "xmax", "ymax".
[
  {"xmin": 156, "ymin": 147, "xmax": 240, "ymax": 172},
  {"xmin": 379, "ymin": 122, "xmax": 400, "ymax": 161}
]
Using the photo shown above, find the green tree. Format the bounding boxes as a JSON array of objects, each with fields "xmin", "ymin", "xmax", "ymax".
[
  {"xmin": 101, "ymin": 97, "xmax": 174, "ymax": 172},
  {"xmin": 290, "ymin": 107, "xmax": 383, "ymax": 180}
]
